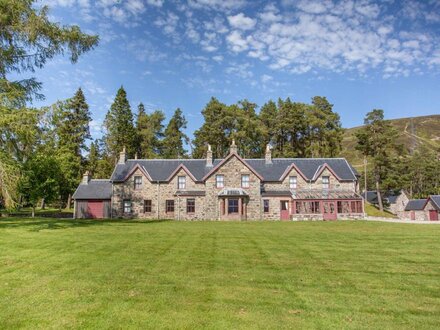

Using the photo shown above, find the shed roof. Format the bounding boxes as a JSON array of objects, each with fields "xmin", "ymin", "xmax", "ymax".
[
  {"xmin": 428, "ymin": 195, "xmax": 440, "ymax": 210},
  {"xmin": 72, "ymin": 180, "xmax": 112, "ymax": 200},
  {"xmin": 110, "ymin": 157, "xmax": 358, "ymax": 183},
  {"xmin": 404, "ymin": 199, "xmax": 427, "ymax": 211}
]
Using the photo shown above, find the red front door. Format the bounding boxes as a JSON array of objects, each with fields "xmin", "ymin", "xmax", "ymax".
[
  {"xmin": 323, "ymin": 202, "xmax": 337, "ymax": 220},
  {"xmin": 87, "ymin": 201, "xmax": 104, "ymax": 219},
  {"xmin": 410, "ymin": 211, "xmax": 415, "ymax": 221},
  {"xmin": 280, "ymin": 200, "xmax": 290, "ymax": 220},
  {"xmin": 429, "ymin": 210, "xmax": 439, "ymax": 221}
]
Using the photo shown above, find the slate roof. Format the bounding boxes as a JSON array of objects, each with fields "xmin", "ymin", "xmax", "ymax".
[
  {"xmin": 363, "ymin": 190, "xmax": 403, "ymax": 204},
  {"xmin": 404, "ymin": 199, "xmax": 427, "ymax": 211},
  {"xmin": 110, "ymin": 157, "xmax": 358, "ymax": 183},
  {"xmin": 429, "ymin": 195, "xmax": 440, "ymax": 210},
  {"xmin": 72, "ymin": 180, "xmax": 112, "ymax": 200}
]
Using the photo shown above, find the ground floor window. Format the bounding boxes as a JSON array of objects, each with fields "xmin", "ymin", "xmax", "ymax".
[
  {"xmin": 263, "ymin": 199, "xmax": 269, "ymax": 213},
  {"xmin": 187, "ymin": 199, "xmax": 195, "ymax": 213},
  {"xmin": 295, "ymin": 201, "xmax": 320, "ymax": 214},
  {"xmin": 228, "ymin": 198, "xmax": 239, "ymax": 214},
  {"xmin": 166, "ymin": 200, "xmax": 174, "ymax": 213},
  {"xmin": 123, "ymin": 200, "xmax": 131, "ymax": 214},
  {"xmin": 144, "ymin": 200, "xmax": 152, "ymax": 213},
  {"xmin": 337, "ymin": 200, "xmax": 362, "ymax": 213}
]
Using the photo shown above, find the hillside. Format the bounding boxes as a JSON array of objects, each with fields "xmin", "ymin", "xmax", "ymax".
[{"xmin": 340, "ymin": 114, "xmax": 440, "ymax": 170}]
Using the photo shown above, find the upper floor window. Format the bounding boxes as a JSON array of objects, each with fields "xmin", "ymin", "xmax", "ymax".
[
  {"xmin": 178, "ymin": 176, "xmax": 186, "ymax": 189},
  {"xmin": 289, "ymin": 176, "xmax": 297, "ymax": 189},
  {"xmin": 123, "ymin": 200, "xmax": 131, "ymax": 213},
  {"xmin": 241, "ymin": 174, "xmax": 250, "ymax": 188},
  {"xmin": 216, "ymin": 175, "xmax": 224, "ymax": 188},
  {"xmin": 166, "ymin": 200, "xmax": 175, "ymax": 213},
  {"xmin": 134, "ymin": 176, "xmax": 142, "ymax": 190},
  {"xmin": 322, "ymin": 176, "xmax": 330, "ymax": 189}
]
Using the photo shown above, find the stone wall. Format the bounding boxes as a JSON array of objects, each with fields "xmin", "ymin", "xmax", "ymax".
[{"xmin": 204, "ymin": 155, "xmax": 261, "ymax": 220}]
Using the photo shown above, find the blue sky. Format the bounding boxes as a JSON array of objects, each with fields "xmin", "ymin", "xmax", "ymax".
[{"xmin": 33, "ymin": 0, "xmax": 440, "ymax": 140}]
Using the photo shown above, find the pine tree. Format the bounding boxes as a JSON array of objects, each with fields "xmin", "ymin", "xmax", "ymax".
[
  {"xmin": 88, "ymin": 139, "xmax": 100, "ymax": 175},
  {"xmin": 136, "ymin": 103, "xmax": 165, "ymax": 158},
  {"xmin": 60, "ymin": 88, "xmax": 91, "ymax": 155},
  {"xmin": 104, "ymin": 86, "xmax": 137, "ymax": 160},
  {"xmin": 355, "ymin": 109, "xmax": 399, "ymax": 211},
  {"xmin": 259, "ymin": 100, "xmax": 278, "ymax": 148},
  {"xmin": 162, "ymin": 108, "xmax": 189, "ymax": 159},
  {"xmin": 192, "ymin": 97, "xmax": 231, "ymax": 158}
]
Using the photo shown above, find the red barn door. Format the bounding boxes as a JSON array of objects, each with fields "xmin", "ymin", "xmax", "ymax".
[
  {"xmin": 87, "ymin": 201, "xmax": 104, "ymax": 219},
  {"xmin": 429, "ymin": 210, "xmax": 439, "ymax": 221}
]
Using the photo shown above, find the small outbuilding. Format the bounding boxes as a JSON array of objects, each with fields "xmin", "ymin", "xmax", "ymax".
[
  {"xmin": 363, "ymin": 190, "xmax": 408, "ymax": 215},
  {"xmin": 403, "ymin": 195, "xmax": 440, "ymax": 221},
  {"xmin": 72, "ymin": 172, "xmax": 112, "ymax": 219}
]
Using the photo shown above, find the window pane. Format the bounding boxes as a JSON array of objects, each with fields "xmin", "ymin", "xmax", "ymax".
[
  {"xmin": 216, "ymin": 175, "xmax": 224, "ymax": 188},
  {"xmin": 241, "ymin": 175, "xmax": 250, "ymax": 188},
  {"xmin": 228, "ymin": 199, "xmax": 239, "ymax": 213},
  {"xmin": 322, "ymin": 176, "xmax": 329, "ymax": 189},
  {"xmin": 123, "ymin": 200, "xmax": 131, "ymax": 213},
  {"xmin": 134, "ymin": 176, "xmax": 142, "ymax": 189},
  {"xmin": 178, "ymin": 176, "xmax": 186, "ymax": 189},
  {"xmin": 289, "ymin": 176, "xmax": 297, "ymax": 189},
  {"xmin": 166, "ymin": 200, "xmax": 174, "ymax": 212},
  {"xmin": 144, "ymin": 200, "xmax": 152, "ymax": 213},
  {"xmin": 187, "ymin": 199, "xmax": 195, "ymax": 213},
  {"xmin": 263, "ymin": 199, "xmax": 269, "ymax": 213}
]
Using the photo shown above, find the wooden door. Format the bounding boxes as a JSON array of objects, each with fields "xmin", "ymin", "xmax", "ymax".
[
  {"xmin": 410, "ymin": 211, "xmax": 415, "ymax": 221},
  {"xmin": 280, "ymin": 200, "xmax": 290, "ymax": 220},
  {"xmin": 87, "ymin": 201, "xmax": 104, "ymax": 219},
  {"xmin": 429, "ymin": 210, "xmax": 439, "ymax": 221},
  {"xmin": 323, "ymin": 202, "xmax": 337, "ymax": 220}
]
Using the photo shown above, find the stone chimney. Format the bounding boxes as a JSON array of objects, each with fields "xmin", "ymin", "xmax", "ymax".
[
  {"xmin": 82, "ymin": 171, "xmax": 91, "ymax": 185},
  {"xmin": 230, "ymin": 139, "xmax": 238, "ymax": 154},
  {"xmin": 206, "ymin": 144, "xmax": 213, "ymax": 167},
  {"xmin": 265, "ymin": 144, "xmax": 272, "ymax": 164},
  {"xmin": 118, "ymin": 146, "xmax": 127, "ymax": 164}
]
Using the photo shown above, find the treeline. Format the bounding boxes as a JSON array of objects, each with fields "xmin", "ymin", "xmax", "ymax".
[{"xmin": 355, "ymin": 109, "xmax": 439, "ymax": 210}]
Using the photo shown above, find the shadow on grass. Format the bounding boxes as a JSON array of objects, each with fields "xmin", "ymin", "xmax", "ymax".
[{"xmin": 0, "ymin": 217, "xmax": 172, "ymax": 231}]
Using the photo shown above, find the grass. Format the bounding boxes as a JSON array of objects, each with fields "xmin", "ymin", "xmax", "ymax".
[
  {"xmin": 365, "ymin": 202, "xmax": 397, "ymax": 218},
  {"xmin": 1, "ymin": 218, "xmax": 440, "ymax": 329}
]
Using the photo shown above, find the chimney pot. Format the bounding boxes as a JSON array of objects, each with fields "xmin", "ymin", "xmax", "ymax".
[
  {"xmin": 265, "ymin": 144, "xmax": 272, "ymax": 164},
  {"xmin": 82, "ymin": 171, "xmax": 91, "ymax": 184},
  {"xmin": 206, "ymin": 144, "xmax": 213, "ymax": 167},
  {"xmin": 230, "ymin": 139, "xmax": 238, "ymax": 154},
  {"xmin": 118, "ymin": 146, "xmax": 127, "ymax": 164}
]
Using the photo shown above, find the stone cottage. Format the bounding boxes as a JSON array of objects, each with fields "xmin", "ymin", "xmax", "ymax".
[
  {"xmin": 73, "ymin": 141, "xmax": 364, "ymax": 221},
  {"xmin": 403, "ymin": 195, "xmax": 440, "ymax": 221}
]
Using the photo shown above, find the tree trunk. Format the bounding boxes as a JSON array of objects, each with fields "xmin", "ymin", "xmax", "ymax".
[
  {"xmin": 376, "ymin": 179, "xmax": 384, "ymax": 212},
  {"xmin": 67, "ymin": 194, "xmax": 72, "ymax": 210},
  {"xmin": 31, "ymin": 206, "xmax": 35, "ymax": 218},
  {"xmin": 40, "ymin": 198, "xmax": 45, "ymax": 210}
]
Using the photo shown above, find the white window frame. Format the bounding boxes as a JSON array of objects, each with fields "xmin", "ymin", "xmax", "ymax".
[
  {"xmin": 216, "ymin": 175, "xmax": 224, "ymax": 188},
  {"xmin": 241, "ymin": 174, "xmax": 250, "ymax": 188},
  {"xmin": 134, "ymin": 176, "xmax": 142, "ymax": 190},
  {"xmin": 178, "ymin": 176, "xmax": 186, "ymax": 189},
  {"xmin": 289, "ymin": 176, "xmax": 297, "ymax": 189},
  {"xmin": 322, "ymin": 176, "xmax": 330, "ymax": 189},
  {"xmin": 123, "ymin": 200, "xmax": 131, "ymax": 213}
]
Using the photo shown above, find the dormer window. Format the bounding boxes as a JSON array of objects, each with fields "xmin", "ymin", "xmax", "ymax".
[
  {"xmin": 241, "ymin": 174, "xmax": 250, "ymax": 188},
  {"xmin": 134, "ymin": 176, "xmax": 142, "ymax": 190},
  {"xmin": 289, "ymin": 176, "xmax": 297, "ymax": 189},
  {"xmin": 322, "ymin": 176, "xmax": 330, "ymax": 189},
  {"xmin": 178, "ymin": 176, "xmax": 186, "ymax": 189}
]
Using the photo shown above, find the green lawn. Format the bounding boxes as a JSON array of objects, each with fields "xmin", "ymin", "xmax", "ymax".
[{"xmin": 1, "ymin": 218, "xmax": 440, "ymax": 329}]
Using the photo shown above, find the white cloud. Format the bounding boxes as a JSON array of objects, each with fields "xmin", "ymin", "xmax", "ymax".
[
  {"xmin": 225, "ymin": 63, "xmax": 253, "ymax": 79},
  {"xmin": 226, "ymin": 30, "xmax": 249, "ymax": 52},
  {"xmin": 188, "ymin": 0, "xmax": 246, "ymax": 11},
  {"xmin": 125, "ymin": 0, "xmax": 145, "ymax": 15},
  {"xmin": 261, "ymin": 74, "xmax": 273, "ymax": 83},
  {"xmin": 147, "ymin": 0, "xmax": 164, "ymax": 7},
  {"xmin": 155, "ymin": 12, "xmax": 180, "ymax": 38},
  {"xmin": 227, "ymin": 13, "xmax": 256, "ymax": 30}
]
